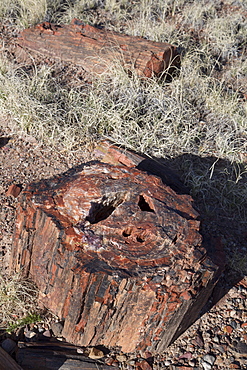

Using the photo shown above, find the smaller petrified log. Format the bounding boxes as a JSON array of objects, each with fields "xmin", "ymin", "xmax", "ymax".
[
  {"xmin": 17, "ymin": 342, "xmax": 114, "ymax": 370},
  {"xmin": 15, "ymin": 18, "xmax": 180, "ymax": 78},
  {"xmin": 10, "ymin": 159, "xmax": 221, "ymax": 354}
]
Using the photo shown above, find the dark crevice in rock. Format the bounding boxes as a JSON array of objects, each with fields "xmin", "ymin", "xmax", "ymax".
[
  {"xmin": 86, "ymin": 193, "xmax": 126, "ymax": 224},
  {"xmin": 138, "ymin": 194, "xmax": 155, "ymax": 213}
]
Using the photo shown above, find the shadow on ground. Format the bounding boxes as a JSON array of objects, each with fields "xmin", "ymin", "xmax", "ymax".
[{"xmin": 137, "ymin": 152, "xmax": 247, "ymax": 309}]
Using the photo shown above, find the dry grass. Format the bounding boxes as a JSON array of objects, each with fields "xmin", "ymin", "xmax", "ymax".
[
  {"xmin": 0, "ymin": 0, "xmax": 47, "ymax": 28},
  {"xmin": 0, "ymin": 1, "xmax": 247, "ymax": 274},
  {"xmin": 0, "ymin": 272, "xmax": 39, "ymax": 330}
]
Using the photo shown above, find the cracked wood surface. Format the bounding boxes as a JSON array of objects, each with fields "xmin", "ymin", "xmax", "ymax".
[
  {"xmin": 10, "ymin": 158, "xmax": 220, "ymax": 353},
  {"xmin": 15, "ymin": 18, "xmax": 180, "ymax": 78}
]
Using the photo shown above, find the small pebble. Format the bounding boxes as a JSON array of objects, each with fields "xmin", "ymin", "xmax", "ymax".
[
  {"xmin": 224, "ymin": 325, "xmax": 233, "ymax": 334},
  {"xmin": 230, "ymin": 320, "xmax": 238, "ymax": 329},
  {"xmin": 76, "ymin": 348, "xmax": 84, "ymax": 354},
  {"xmin": 24, "ymin": 330, "xmax": 37, "ymax": 339},
  {"xmin": 178, "ymin": 351, "xmax": 192, "ymax": 360},
  {"xmin": 51, "ymin": 321, "xmax": 64, "ymax": 337},
  {"xmin": 164, "ymin": 360, "xmax": 171, "ymax": 366},
  {"xmin": 116, "ymin": 354, "xmax": 127, "ymax": 362},
  {"xmin": 105, "ymin": 357, "xmax": 118, "ymax": 366},
  {"xmin": 88, "ymin": 347, "xmax": 104, "ymax": 359},
  {"xmin": 188, "ymin": 359, "xmax": 196, "ymax": 366},
  {"xmin": 201, "ymin": 360, "xmax": 213, "ymax": 370},
  {"xmin": 212, "ymin": 335, "xmax": 219, "ymax": 343},
  {"xmin": 127, "ymin": 359, "xmax": 136, "ymax": 366},
  {"xmin": 230, "ymin": 363, "xmax": 241, "ymax": 369},
  {"xmin": 203, "ymin": 354, "xmax": 216, "ymax": 365},
  {"xmin": 42, "ymin": 329, "xmax": 51, "ymax": 337}
]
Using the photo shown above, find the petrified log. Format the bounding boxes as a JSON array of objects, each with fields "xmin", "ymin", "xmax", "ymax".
[
  {"xmin": 10, "ymin": 161, "xmax": 219, "ymax": 353},
  {"xmin": 15, "ymin": 18, "xmax": 180, "ymax": 78},
  {"xmin": 17, "ymin": 341, "xmax": 115, "ymax": 370}
]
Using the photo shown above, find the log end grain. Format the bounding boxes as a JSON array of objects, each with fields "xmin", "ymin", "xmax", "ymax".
[{"xmin": 10, "ymin": 162, "xmax": 221, "ymax": 353}]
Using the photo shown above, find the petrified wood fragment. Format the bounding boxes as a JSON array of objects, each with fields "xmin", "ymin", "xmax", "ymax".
[
  {"xmin": 15, "ymin": 18, "xmax": 180, "ymax": 78},
  {"xmin": 10, "ymin": 162, "xmax": 219, "ymax": 353}
]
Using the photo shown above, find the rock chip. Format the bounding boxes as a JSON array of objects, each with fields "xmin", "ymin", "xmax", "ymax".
[
  {"xmin": 42, "ymin": 329, "xmax": 51, "ymax": 337},
  {"xmin": 116, "ymin": 354, "xmax": 127, "ymax": 362},
  {"xmin": 24, "ymin": 330, "xmax": 38, "ymax": 340},
  {"xmin": 224, "ymin": 325, "xmax": 233, "ymax": 334},
  {"xmin": 201, "ymin": 354, "xmax": 216, "ymax": 369},
  {"xmin": 51, "ymin": 321, "xmax": 64, "ymax": 337},
  {"xmin": 88, "ymin": 347, "xmax": 105, "ymax": 359},
  {"xmin": 201, "ymin": 362, "xmax": 213, "ymax": 370},
  {"xmin": 203, "ymin": 354, "xmax": 216, "ymax": 365}
]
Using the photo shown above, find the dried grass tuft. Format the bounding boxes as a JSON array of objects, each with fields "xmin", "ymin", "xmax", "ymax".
[{"xmin": 0, "ymin": 272, "xmax": 39, "ymax": 329}]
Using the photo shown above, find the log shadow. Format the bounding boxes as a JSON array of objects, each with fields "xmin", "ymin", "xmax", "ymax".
[{"xmin": 137, "ymin": 153, "xmax": 247, "ymax": 309}]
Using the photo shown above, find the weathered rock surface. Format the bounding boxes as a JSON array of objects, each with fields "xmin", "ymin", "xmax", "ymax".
[
  {"xmin": 14, "ymin": 18, "xmax": 180, "ymax": 79},
  {"xmin": 10, "ymin": 161, "xmax": 220, "ymax": 353}
]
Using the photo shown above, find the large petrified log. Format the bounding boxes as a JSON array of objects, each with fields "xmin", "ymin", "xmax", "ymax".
[
  {"xmin": 14, "ymin": 18, "xmax": 180, "ymax": 78},
  {"xmin": 10, "ymin": 160, "xmax": 219, "ymax": 353}
]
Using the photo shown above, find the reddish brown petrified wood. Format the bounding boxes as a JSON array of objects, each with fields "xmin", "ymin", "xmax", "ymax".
[
  {"xmin": 93, "ymin": 140, "xmax": 189, "ymax": 193},
  {"xmin": 15, "ymin": 18, "xmax": 180, "ymax": 78},
  {"xmin": 10, "ymin": 161, "xmax": 219, "ymax": 353}
]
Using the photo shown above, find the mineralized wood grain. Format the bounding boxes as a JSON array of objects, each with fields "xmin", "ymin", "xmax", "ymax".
[
  {"xmin": 16, "ymin": 18, "xmax": 180, "ymax": 78},
  {"xmin": 10, "ymin": 161, "xmax": 219, "ymax": 353}
]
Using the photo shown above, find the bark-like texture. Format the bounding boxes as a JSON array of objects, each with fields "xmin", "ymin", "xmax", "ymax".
[
  {"xmin": 16, "ymin": 18, "xmax": 180, "ymax": 78},
  {"xmin": 10, "ymin": 158, "xmax": 220, "ymax": 353}
]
